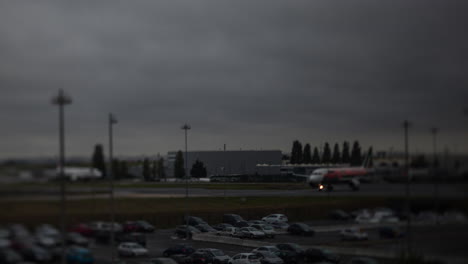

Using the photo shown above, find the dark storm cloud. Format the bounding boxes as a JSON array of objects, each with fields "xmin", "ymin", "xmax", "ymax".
[{"xmin": 1, "ymin": 0, "xmax": 467, "ymax": 158}]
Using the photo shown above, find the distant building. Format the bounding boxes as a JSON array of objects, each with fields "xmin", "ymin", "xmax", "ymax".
[{"xmin": 166, "ymin": 150, "xmax": 282, "ymax": 177}]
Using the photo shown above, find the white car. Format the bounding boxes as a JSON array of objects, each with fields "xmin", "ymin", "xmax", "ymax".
[
  {"xmin": 217, "ymin": 227, "xmax": 239, "ymax": 237},
  {"xmin": 252, "ymin": 246, "xmax": 280, "ymax": 254},
  {"xmin": 229, "ymin": 253, "xmax": 261, "ymax": 264},
  {"xmin": 251, "ymin": 224, "xmax": 276, "ymax": 238},
  {"xmin": 340, "ymin": 228, "xmax": 368, "ymax": 241},
  {"xmin": 238, "ymin": 227, "xmax": 265, "ymax": 239},
  {"xmin": 261, "ymin": 214, "xmax": 288, "ymax": 224},
  {"xmin": 117, "ymin": 242, "xmax": 148, "ymax": 257}
]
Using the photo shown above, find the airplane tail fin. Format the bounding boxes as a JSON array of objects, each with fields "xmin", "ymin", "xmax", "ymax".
[{"xmin": 361, "ymin": 147, "xmax": 374, "ymax": 168}]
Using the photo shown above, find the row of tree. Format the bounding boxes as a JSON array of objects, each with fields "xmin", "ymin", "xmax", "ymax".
[
  {"xmin": 173, "ymin": 150, "xmax": 208, "ymax": 178},
  {"xmin": 290, "ymin": 140, "xmax": 367, "ymax": 166}
]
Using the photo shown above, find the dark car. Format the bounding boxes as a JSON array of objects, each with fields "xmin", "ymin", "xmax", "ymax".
[
  {"xmin": 195, "ymin": 224, "xmax": 217, "ymax": 233},
  {"xmin": 222, "ymin": 214, "xmax": 244, "ymax": 225},
  {"xmin": 175, "ymin": 226, "xmax": 201, "ymax": 239},
  {"xmin": 329, "ymin": 210, "xmax": 351, "ymax": 221},
  {"xmin": 183, "ymin": 252, "xmax": 212, "ymax": 264},
  {"xmin": 275, "ymin": 251, "xmax": 299, "ymax": 264},
  {"xmin": 163, "ymin": 245, "xmax": 195, "ymax": 257},
  {"xmin": 19, "ymin": 245, "xmax": 52, "ymax": 263},
  {"xmin": 212, "ymin": 224, "xmax": 233, "ymax": 231},
  {"xmin": 67, "ymin": 232, "xmax": 90, "ymax": 247},
  {"xmin": 276, "ymin": 243, "xmax": 305, "ymax": 258},
  {"xmin": 379, "ymin": 226, "xmax": 404, "ymax": 239},
  {"xmin": 185, "ymin": 217, "xmax": 208, "ymax": 227},
  {"xmin": 232, "ymin": 221, "xmax": 249, "ymax": 228},
  {"xmin": 135, "ymin": 221, "xmax": 155, "ymax": 233},
  {"xmin": 66, "ymin": 246, "xmax": 94, "ymax": 264},
  {"xmin": 304, "ymin": 248, "xmax": 339, "ymax": 263},
  {"xmin": 70, "ymin": 224, "xmax": 94, "ymax": 237},
  {"xmin": 195, "ymin": 248, "xmax": 230, "ymax": 264},
  {"xmin": 0, "ymin": 248, "xmax": 23, "ymax": 264},
  {"xmin": 116, "ymin": 232, "xmax": 147, "ymax": 247},
  {"xmin": 346, "ymin": 257, "xmax": 379, "ymax": 264},
  {"xmin": 287, "ymin": 223, "xmax": 315, "ymax": 236},
  {"xmin": 123, "ymin": 222, "xmax": 140, "ymax": 233}
]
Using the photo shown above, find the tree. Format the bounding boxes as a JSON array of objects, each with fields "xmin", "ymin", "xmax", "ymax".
[
  {"xmin": 350, "ymin": 140, "xmax": 362, "ymax": 166},
  {"xmin": 331, "ymin": 143, "xmax": 341, "ymax": 164},
  {"xmin": 92, "ymin": 144, "xmax": 106, "ymax": 178},
  {"xmin": 157, "ymin": 157, "xmax": 166, "ymax": 180},
  {"xmin": 322, "ymin": 143, "xmax": 331, "ymax": 164},
  {"xmin": 366, "ymin": 147, "xmax": 374, "ymax": 167},
  {"xmin": 174, "ymin": 150, "xmax": 185, "ymax": 178},
  {"xmin": 111, "ymin": 158, "xmax": 120, "ymax": 179},
  {"xmin": 120, "ymin": 160, "xmax": 129, "ymax": 178},
  {"xmin": 190, "ymin": 159, "xmax": 207, "ymax": 178},
  {"xmin": 152, "ymin": 160, "xmax": 158, "ymax": 179},
  {"xmin": 303, "ymin": 144, "xmax": 312, "ymax": 164},
  {"xmin": 342, "ymin": 141, "xmax": 350, "ymax": 164},
  {"xmin": 312, "ymin": 147, "xmax": 321, "ymax": 164},
  {"xmin": 290, "ymin": 140, "xmax": 303, "ymax": 164},
  {"xmin": 142, "ymin": 158, "xmax": 150, "ymax": 181}
]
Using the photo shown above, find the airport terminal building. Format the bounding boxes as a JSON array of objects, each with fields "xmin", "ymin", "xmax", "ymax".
[{"xmin": 166, "ymin": 150, "xmax": 282, "ymax": 178}]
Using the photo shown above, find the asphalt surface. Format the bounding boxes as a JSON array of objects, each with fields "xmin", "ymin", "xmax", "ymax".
[{"xmin": 1, "ymin": 183, "xmax": 467, "ymax": 200}]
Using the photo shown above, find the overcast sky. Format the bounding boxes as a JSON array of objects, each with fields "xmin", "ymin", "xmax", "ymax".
[{"xmin": 1, "ymin": 0, "xmax": 467, "ymax": 159}]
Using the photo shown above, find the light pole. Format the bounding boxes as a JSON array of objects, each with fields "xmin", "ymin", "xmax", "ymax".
[
  {"xmin": 431, "ymin": 127, "xmax": 438, "ymax": 220},
  {"xmin": 51, "ymin": 89, "xmax": 72, "ymax": 264},
  {"xmin": 181, "ymin": 123, "xmax": 191, "ymax": 239},
  {"xmin": 108, "ymin": 113, "xmax": 118, "ymax": 261},
  {"xmin": 403, "ymin": 120, "xmax": 411, "ymax": 256}
]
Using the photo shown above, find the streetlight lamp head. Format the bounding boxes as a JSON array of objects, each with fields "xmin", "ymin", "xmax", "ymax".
[
  {"xmin": 51, "ymin": 89, "xmax": 72, "ymax": 105},
  {"xmin": 181, "ymin": 124, "xmax": 191, "ymax": 130},
  {"xmin": 109, "ymin": 113, "xmax": 118, "ymax": 125}
]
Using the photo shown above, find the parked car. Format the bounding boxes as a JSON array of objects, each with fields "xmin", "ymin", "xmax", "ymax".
[
  {"xmin": 117, "ymin": 242, "xmax": 148, "ymax": 257},
  {"xmin": 35, "ymin": 233, "xmax": 59, "ymax": 248},
  {"xmin": 35, "ymin": 224, "xmax": 59, "ymax": 238},
  {"xmin": 237, "ymin": 227, "xmax": 265, "ymax": 239},
  {"xmin": 195, "ymin": 224, "xmax": 217, "ymax": 233},
  {"xmin": 115, "ymin": 232, "xmax": 146, "ymax": 247},
  {"xmin": 19, "ymin": 245, "xmax": 52, "ymax": 263},
  {"xmin": 340, "ymin": 228, "xmax": 368, "ymax": 241},
  {"xmin": 287, "ymin": 223, "xmax": 315, "ymax": 236},
  {"xmin": 329, "ymin": 210, "xmax": 351, "ymax": 221},
  {"xmin": 378, "ymin": 226, "xmax": 404, "ymax": 239},
  {"xmin": 229, "ymin": 253, "xmax": 261, "ymax": 264},
  {"xmin": 304, "ymin": 248, "xmax": 339, "ymax": 263},
  {"xmin": 184, "ymin": 252, "xmax": 212, "ymax": 264},
  {"xmin": 261, "ymin": 214, "xmax": 288, "ymax": 224},
  {"xmin": 185, "ymin": 216, "xmax": 208, "ymax": 227},
  {"xmin": 275, "ymin": 243, "xmax": 305, "ymax": 257},
  {"xmin": 175, "ymin": 226, "xmax": 201, "ymax": 239},
  {"xmin": 135, "ymin": 221, "xmax": 155, "ymax": 233},
  {"xmin": 270, "ymin": 222, "xmax": 289, "ymax": 231},
  {"xmin": 346, "ymin": 257, "xmax": 379, "ymax": 264},
  {"xmin": 195, "ymin": 248, "xmax": 230, "ymax": 264},
  {"xmin": 66, "ymin": 246, "xmax": 94, "ymax": 264},
  {"xmin": 9, "ymin": 224, "xmax": 30, "ymax": 239},
  {"xmin": 70, "ymin": 224, "xmax": 94, "ymax": 237},
  {"xmin": 252, "ymin": 246, "xmax": 279, "ymax": 254},
  {"xmin": 0, "ymin": 228, "xmax": 11, "ymax": 239},
  {"xmin": 251, "ymin": 225, "xmax": 276, "ymax": 238},
  {"xmin": 233, "ymin": 221, "xmax": 250, "ymax": 228},
  {"xmin": 123, "ymin": 222, "xmax": 140, "ymax": 233},
  {"xmin": 213, "ymin": 224, "xmax": 234, "ymax": 231},
  {"xmin": 163, "ymin": 244, "xmax": 195, "ymax": 257},
  {"xmin": 0, "ymin": 248, "xmax": 23, "ymax": 264},
  {"xmin": 254, "ymin": 252, "xmax": 283, "ymax": 264},
  {"xmin": 247, "ymin": 220, "xmax": 265, "ymax": 226},
  {"xmin": 216, "ymin": 227, "xmax": 239, "ymax": 237},
  {"xmin": 66, "ymin": 232, "xmax": 89, "ymax": 247},
  {"xmin": 142, "ymin": 258, "xmax": 178, "ymax": 264},
  {"xmin": 223, "ymin": 214, "xmax": 244, "ymax": 225}
]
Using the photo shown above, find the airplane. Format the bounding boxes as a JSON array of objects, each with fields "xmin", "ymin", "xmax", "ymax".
[{"xmin": 295, "ymin": 149, "xmax": 374, "ymax": 191}]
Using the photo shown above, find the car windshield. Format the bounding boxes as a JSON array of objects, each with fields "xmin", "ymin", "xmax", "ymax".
[
  {"xmin": 248, "ymin": 255, "xmax": 259, "ymax": 260},
  {"xmin": 263, "ymin": 225, "xmax": 273, "ymax": 230},
  {"xmin": 212, "ymin": 249, "xmax": 225, "ymax": 256},
  {"xmin": 288, "ymin": 243, "xmax": 302, "ymax": 250},
  {"xmin": 296, "ymin": 223, "xmax": 309, "ymax": 229}
]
